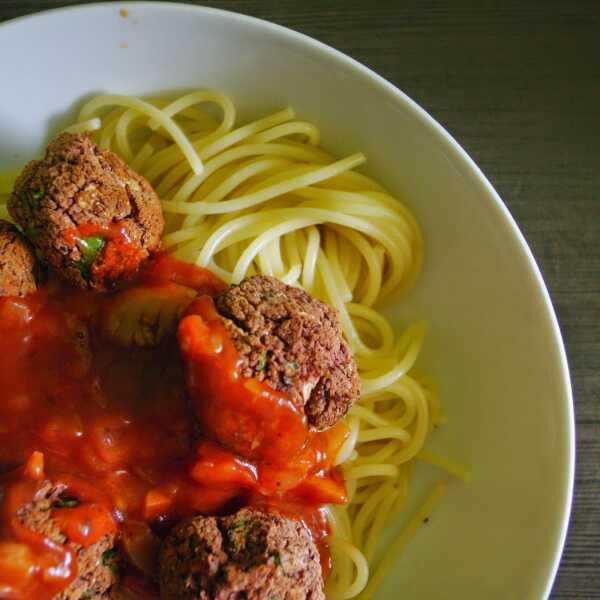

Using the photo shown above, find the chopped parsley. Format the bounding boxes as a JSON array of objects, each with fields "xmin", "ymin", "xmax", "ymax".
[
  {"xmin": 20, "ymin": 186, "xmax": 45, "ymax": 211},
  {"xmin": 74, "ymin": 235, "xmax": 105, "ymax": 278},
  {"xmin": 52, "ymin": 494, "xmax": 80, "ymax": 509},
  {"xmin": 32, "ymin": 187, "xmax": 45, "ymax": 201},
  {"xmin": 284, "ymin": 360, "xmax": 299, "ymax": 372},
  {"xmin": 101, "ymin": 548, "xmax": 120, "ymax": 575},
  {"xmin": 256, "ymin": 352, "xmax": 267, "ymax": 372},
  {"xmin": 230, "ymin": 518, "xmax": 249, "ymax": 531}
]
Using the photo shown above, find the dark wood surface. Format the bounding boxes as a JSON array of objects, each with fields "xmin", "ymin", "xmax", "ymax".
[{"xmin": 1, "ymin": 1, "xmax": 598, "ymax": 597}]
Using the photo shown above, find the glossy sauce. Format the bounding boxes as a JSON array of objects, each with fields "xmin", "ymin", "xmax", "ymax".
[{"xmin": 0, "ymin": 255, "xmax": 346, "ymax": 599}]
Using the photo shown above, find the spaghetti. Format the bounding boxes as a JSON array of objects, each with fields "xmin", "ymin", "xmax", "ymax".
[{"xmin": 0, "ymin": 90, "xmax": 470, "ymax": 599}]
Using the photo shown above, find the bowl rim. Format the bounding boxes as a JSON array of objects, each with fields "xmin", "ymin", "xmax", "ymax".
[{"xmin": 0, "ymin": 2, "xmax": 576, "ymax": 598}]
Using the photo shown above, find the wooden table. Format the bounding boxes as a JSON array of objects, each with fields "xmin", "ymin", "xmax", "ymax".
[{"xmin": 1, "ymin": 1, "xmax": 598, "ymax": 597}]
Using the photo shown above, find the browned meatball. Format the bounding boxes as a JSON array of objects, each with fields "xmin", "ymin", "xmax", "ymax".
[
  {"xmin": 159, "ymin": 508, "xmax": 325, "ymax": 600},
  {"xmin": 214, "ymin": 276, "xmax": 360, "ymax": 431},
  {"xmin": 9, "ymin": 133, "xmax": 164, "ymax": 292},
  {"xmin": 16, "ymin": 481, "xmax": 118, "ymax": 600},
  {"xmin": 0, "ymin": 220, "xmax": 37, "ymax": 297}
]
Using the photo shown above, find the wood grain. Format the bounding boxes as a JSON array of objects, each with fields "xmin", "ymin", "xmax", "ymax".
[{"xmin": 1, "ymin": 1, "xmax": 598, "ymax": 597}]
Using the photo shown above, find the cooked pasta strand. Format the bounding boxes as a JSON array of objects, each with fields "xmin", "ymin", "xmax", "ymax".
[{"xmin": 60, "ymin": 90, "xmax": 470, "ymax": 600}]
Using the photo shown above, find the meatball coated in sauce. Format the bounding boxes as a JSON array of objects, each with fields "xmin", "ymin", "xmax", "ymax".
[
  {"xmin": 214, "ymin": 276, "xmax": 360, "ymax": 431},
  {"xmin": 159, "ymin": 508, "xmax": 325, "ymax": 600},
  {"xmin": 16, "ymin": 481, "xmax": 118, "ymax": 600},
  {"xmin": 9, "ymin": 133, "xmax": 164, "ymax": 292},
  {"xmin": 0, "ymin": 220, "xmax": 37, "ymax": 297}
]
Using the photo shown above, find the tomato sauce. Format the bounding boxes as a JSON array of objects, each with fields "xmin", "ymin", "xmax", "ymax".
[{"xmin": 0, "ymin": 255, "xmax": 346, "ymax": 598}]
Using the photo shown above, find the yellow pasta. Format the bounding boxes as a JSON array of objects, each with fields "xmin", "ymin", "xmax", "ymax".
[{"xmin": 0, "ymin": 89, "xmax": 470, "ymax": 599}]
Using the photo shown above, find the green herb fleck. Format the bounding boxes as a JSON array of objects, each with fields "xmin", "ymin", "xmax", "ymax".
[
  {"xmin": 256, "ymin": 352, "xmax": 267, "ymax": 372},
  {"xmin": 102, "ymin": 547, "xmax": 118, "ymax": 564},
  {"xmin": 284, "ymin": 360, "xmax": 299, "ymax": 373},
  {"xmin": 75, "ymin": 235, "xmax": 105, "ymax": 278},
  {"xmin": 272, "ymin": 553, "xmax": 282, "ymax": 567},
  {"xmin": 21, "ymin": 186, "xmax": 44, "ymax": 211},
  {"xmin": 230, "ymin": 518, "xmax": 248, "ymax": 532},
  {"xmin": 52, "ymin": 494, "xmax": 80, "ymax": 509},
  {"xmin": 101, "ymin": 548, "xmax": 120, "ymax": 575}
]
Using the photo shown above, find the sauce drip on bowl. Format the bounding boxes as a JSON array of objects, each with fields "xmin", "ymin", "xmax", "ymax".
[{"xmin": 0, "ymin": 255, "xmax": 346, "ymax": 598}]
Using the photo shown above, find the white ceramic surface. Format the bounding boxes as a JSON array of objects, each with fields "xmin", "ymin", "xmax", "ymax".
[{"xmin": 0, "ymin": 3, "xmax": 574, "ymax": 599}]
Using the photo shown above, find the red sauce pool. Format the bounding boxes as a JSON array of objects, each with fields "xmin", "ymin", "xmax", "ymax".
[{"xmin": 0, "ymin": 255, "xmax": 346, "ymax": 599}]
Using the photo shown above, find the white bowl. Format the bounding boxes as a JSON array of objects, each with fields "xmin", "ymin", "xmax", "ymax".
[{"xmin": 0, "ymin": 3, "xmax": 574, "ymax": 599}]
